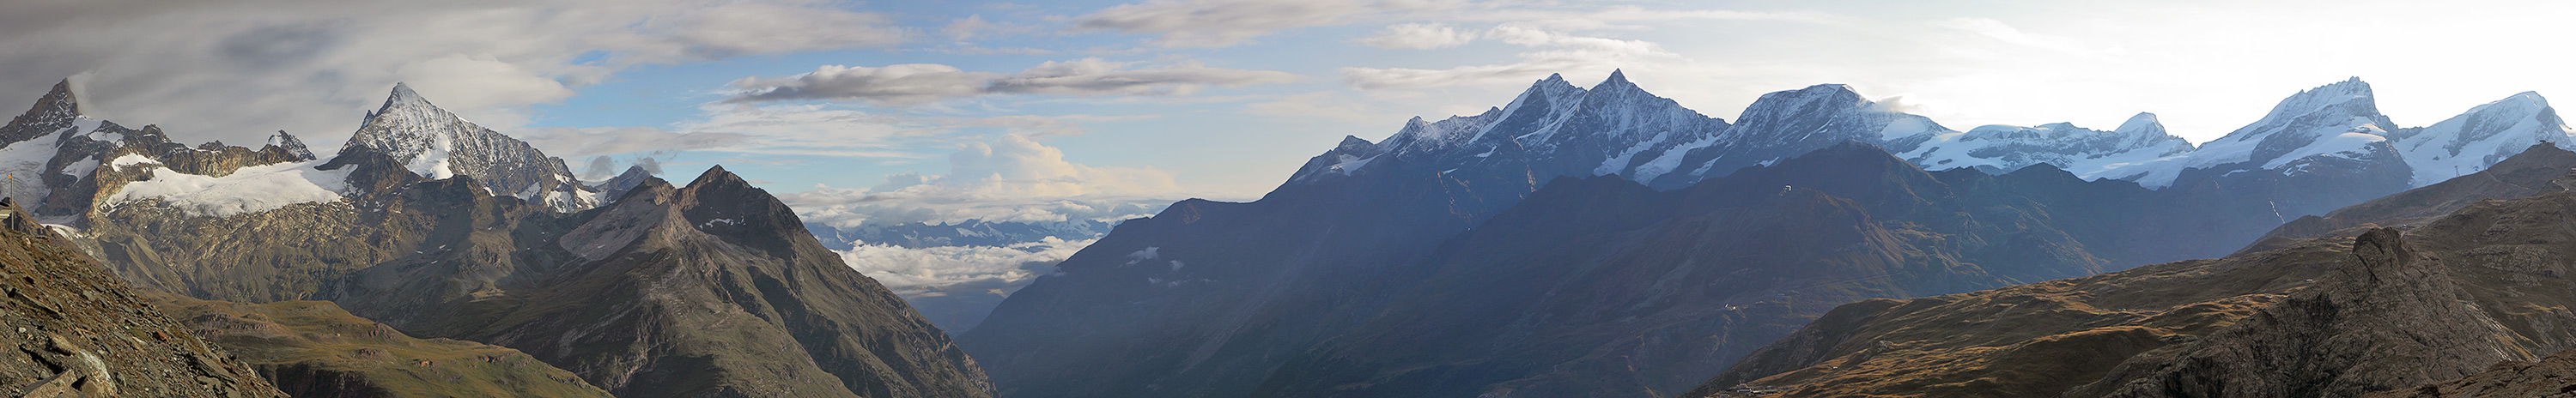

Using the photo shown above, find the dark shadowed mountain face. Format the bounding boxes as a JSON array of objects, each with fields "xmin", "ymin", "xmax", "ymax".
[
  {"xmin": 958, "ymin": 74, "xmax": 2525, "ymax": 398},
  {"xmin": 1692, "ymin": 144, "xmax": 2576, "ymax": 398},
  {"xmin": 5, "ymin": 85, "xmax": 993, "ymax": 398},
  {"xmin": 1244, "ymin": 142, "xmax": 2330, "ymax": 398},
  {"xmin": 963, "ymin": 139, "xmax": 2315, "ymax": 398}
]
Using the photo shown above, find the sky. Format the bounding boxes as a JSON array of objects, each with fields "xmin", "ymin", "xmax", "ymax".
[{"xmin": 9, "ymin": 0, "xmax": 2576, "ymax": 224}]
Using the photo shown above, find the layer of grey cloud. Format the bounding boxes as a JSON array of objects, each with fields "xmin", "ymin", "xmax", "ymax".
[
  {"xmin": 517, "ymin": 126, "xmax": 755, "ymax": 160},
  {"xmin": 1067, "ymin": 0, "xmax": 1376, "ymax": 47},
  {"xmin": 1356, "ymin": 23, "xmax": 1477, "ymax": 49},
  {"xmin": 1340, "ymin": 25, "xmax": 1676, "ymax": 89},
  {"xmin": 0, "ymin": 0, "xmax": 908, "ymax": 148},
  {"xmin": 725, "ymin": 58, "xmax": 1299, "ymax": 105}
]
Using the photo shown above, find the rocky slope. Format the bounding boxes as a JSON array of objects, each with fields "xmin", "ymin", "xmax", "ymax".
[
  {"xmin": 2076, "ymin": 228, "xmax": 2520, "ymax": 397},
  {"xmin": 0, "ymin": 198, "xmax": 288, "ymax": 398},
  {"xmin": 2364, "ymin": 347, "xmax": 2576, "ymax": 398},
  {"xmin": 1690, "ymin": 144, "xmax": 2576, "ymax": 397},
  {"xmin": 146, "ymin": 292, "xmax": 613, "ymax": 398}
]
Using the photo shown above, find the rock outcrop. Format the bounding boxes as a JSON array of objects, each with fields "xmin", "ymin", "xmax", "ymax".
[{"xmin": 2081, "ymin": 228, "xmax": 2524, "ymax": 397}]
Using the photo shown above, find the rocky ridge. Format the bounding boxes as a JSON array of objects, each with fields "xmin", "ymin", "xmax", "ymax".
[{"xmin": 0, "ymin": 82, "xmax": 994, "ymax": 398}]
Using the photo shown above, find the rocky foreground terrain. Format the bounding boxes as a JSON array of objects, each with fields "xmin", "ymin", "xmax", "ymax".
[{"xmin": 0, "ymin": 197, "xmax": 288, "ymax": 398}]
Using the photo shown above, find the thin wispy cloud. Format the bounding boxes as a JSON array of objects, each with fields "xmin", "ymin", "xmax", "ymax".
[{"xmin": 724, "ymin": 58, "xmax": 1300, "ymax": 105}]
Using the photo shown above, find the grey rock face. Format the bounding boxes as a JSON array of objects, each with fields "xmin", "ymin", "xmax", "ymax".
[{"xmin": 0, "ymin": 80, "xmax": 79, "ymax": 144}]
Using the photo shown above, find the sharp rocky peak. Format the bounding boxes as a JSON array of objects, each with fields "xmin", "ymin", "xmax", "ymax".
[
  {"xmin": 338, "ymin": 83, "xmax": 600, "ymax": 213},
  {"xmin": 3, "ymin": 79, "xmax": 88, "ymax": 143}
]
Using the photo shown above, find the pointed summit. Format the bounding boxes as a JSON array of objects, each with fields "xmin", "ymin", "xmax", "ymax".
[
  {"xmin": 341, "ymin": 83, "xmax": 600, "ymax": 212},
  {"xmin": 1599, "ymin": 69, "xmax": 1631, "ymax": 87},
  {"xmin": 267, "ymin": 130, "xmax": 316, "ymax": 161},
  {"xmin": 3, "ymin": 79, "xmax": 88, "ymax": 143},
  {"xmin": 37, "ymin": 79, "xmax": 76, "ymax": 117},
  {"xmin": 2115, "ymin": 112, "xmax": 2167, "ymax": 136},
  {"xmin": 376, "ymin": 82, "xmax": 437, "ymax": 116}
]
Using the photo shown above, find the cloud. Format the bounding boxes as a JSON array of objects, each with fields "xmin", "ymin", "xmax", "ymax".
[
  {"xmin": 1935, "ymin": 17, "xmax": 2119, "ymax": 57},
  {"xmin": 1067, "ymin": 0, "xmax": 1377, "ymax": 47},
  {"xmin": 777, "ymin": 134, "xmax": 1188, "ymax": 228},
  {"xmin": 516, "ymin": 125, "xmax": 755, "ymax": 160},
  {"xmin": 1244, "ymin": 92, "xmax": 1388, "ymax": 123},
  {"xmin": 941, "ymin": 15, "xmax": 1040, "ymax": 42},
  {"xmin": 725, "ymin": 58, "xmax": 1299, "ymax": 105},
  {"xmin": 0, "ymin": 0, "xmax": 910, "ymax": 147},
  {"xmin": 950, "ymin": 134, "xmax": 1179, "ymax": 197},
  {"xmin": 836, "ymin": 237, "xmax": 1093, "ymax": 330},
  {"xmin": 653, "ymin": 101, "xmax": 1152, "ymax": 160},
  {"xmin": 1340, "ymin": 25, "xmax": 1676, "ymax": 89},
  {"xmin": 839, "ymin": 237, "xmax": 1090, "ymax": 297},
  {"xmin": 1357, "ymin": 23, "xmax": 1477, "ymax": 49},
  {"xmin": 674, "ymin": 103, "xmax": 927, "ymax": 157}
]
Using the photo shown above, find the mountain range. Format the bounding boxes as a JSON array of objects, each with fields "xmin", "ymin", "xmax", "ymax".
[
  {"xmin": 962, "ymin": 72, "xmax": 2576, "ymax": 398},
  {"xmin": 0, "ymin": 80, "xmax": 993, "ymax": 397},
  {"xmin": 9, "ymin": 69, "xmax": 2576, "ymax": 398}
]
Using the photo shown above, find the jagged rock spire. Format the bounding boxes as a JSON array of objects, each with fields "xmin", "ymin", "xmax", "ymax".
[{"xmin": 1, "ymin": 80, "xmax": 83, "ymax": 143}]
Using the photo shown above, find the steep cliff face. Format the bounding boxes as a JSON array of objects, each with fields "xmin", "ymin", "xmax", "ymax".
[{"xmin": 0, "ymin": 199, "xmax": 289, "ymax": 398}]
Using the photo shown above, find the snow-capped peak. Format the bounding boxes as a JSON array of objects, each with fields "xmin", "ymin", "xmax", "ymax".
[
  {"xmin": 2216, "ymin": 77, "xmax": 2379, "ymax": 145},
  {"xmin": 2391, "ymin": 90, "xmax": 2575, "ymax": 185},
  {"xmin": 2114, "ymin": 112, "xmax": 2166, "ymax": 137},
  {"xmin": 2098, "ymin": 78, "xmax": 2398, "ymax": 188},
  {"xmin": 381, "ymin": 82, "xmax": 436, "ymax": 114},
  {"xmin": 1595, "ymin": 69, "xmax": 1635, "ymax": 91},
  {"xmin": 340, "ymin": 83, "xmax": 600, "ymax": 212},
  {"xmin": 266, "ymin": 130, "xmax": 316, "ymax": 161}
]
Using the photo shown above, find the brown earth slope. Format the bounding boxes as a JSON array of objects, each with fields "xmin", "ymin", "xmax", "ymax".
[
  {"xmin": 0, "ymin": 198, "xmax": 287, "ymax": 398},
  {"xmin": 145, "ymin": 292, "xmax": 612, "ymax": 398}
]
